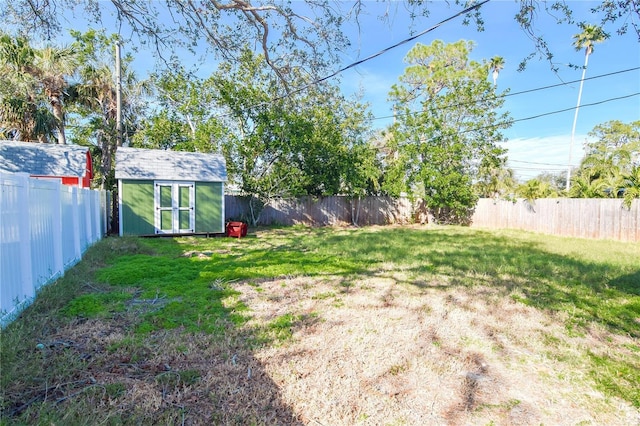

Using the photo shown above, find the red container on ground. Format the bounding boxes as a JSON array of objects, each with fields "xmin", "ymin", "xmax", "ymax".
[{"xmin": 226, "ymin": 221, "xmax": 248, "ymax": 238}]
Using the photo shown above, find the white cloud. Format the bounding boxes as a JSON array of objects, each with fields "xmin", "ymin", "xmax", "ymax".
[{"xmin": 501, "ymin": 134, "xmax": 594, "ymax": 181}]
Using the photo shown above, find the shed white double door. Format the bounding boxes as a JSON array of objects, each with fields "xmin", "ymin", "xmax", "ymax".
[{"xmin": 154, "ymin": 181, "xmax": 195, "ymax": 234}]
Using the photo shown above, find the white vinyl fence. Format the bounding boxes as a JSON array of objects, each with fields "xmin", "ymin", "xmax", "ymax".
[{"xmin": 1, "ymin": 172, "xmax": 108, "ymax": 327}]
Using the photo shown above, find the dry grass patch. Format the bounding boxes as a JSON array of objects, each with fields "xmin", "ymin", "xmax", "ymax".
[
  {"xmin": 2, "ymin": 227, "xmax": 639, "ymax": 425},
  {"xmin": 237, "ymin": 276, "xmax": 640, "ymax": 425}
]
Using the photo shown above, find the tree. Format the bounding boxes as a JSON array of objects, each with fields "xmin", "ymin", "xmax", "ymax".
[
  {"xmin": 489, "ymin": 56, "xmax": 505, "ymax": 87},
  {"xmin": 0, "ymin": 33, "xmax": 57, "ymax": 141},
  {"xmin": 35, "ymin": 46, "xmax": 80, "ymax": 144},
  {"xmin": 135, "ymin": 50, "xmax": 376, "ymax": 225},
  {"xmin": 0, "ymin": 32, "xmax": 79, "ymax": 144},
  {"xmin": 585, "ymin": 120, "xmax": 640, "ymax": 168},
  {"xmin": 386, "ymin": 40, "xmax": 510, "ymax": 224},
  {"xmin": 516, "ymin": 178, "xmax": 556, "ymax": 201},
  {"xmin": 1, "ymin": 0, "xmax": 351, "ymax": 91},
  {"xmin": 565, "ymin": 23, "xmax": 609, "ymax": 191},
  {"xmin": 2, "ymin": 1, "xmax": 637, "ymax": 79},
  {"xmin": 570, "ymin": 120, "xmax": 640, "ymax": 200},
  {"xmin": 132, "ymin": 68, "xmax": 226, "ymax": 153},
  {"xmin": 67, "ymin": 30, "xmax": 146, "ymax": 189},
  {"xmin": 568, "ymin": 174, "xmax": 607, "ymax": 198},
  {"xmin": 621, "ymin": 166, "xmax": 640, "ymax": 208},
  {"xmin": 475, "ymin": 166, "xmax": 516, "ymax": 199}
]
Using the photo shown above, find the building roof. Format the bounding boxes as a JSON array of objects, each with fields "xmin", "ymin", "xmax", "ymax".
[
  {"xmin": 115, "ymin": 147, "xmax": 227, "ymax": 182},
  {"xmin": 0, "ymin": 140, "xmax": 90, "ymax": 177}
]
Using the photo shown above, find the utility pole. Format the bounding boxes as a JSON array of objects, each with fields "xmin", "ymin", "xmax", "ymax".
[
  {"xmin": 115, "ymin": 40, "xmax": 123, "ymax": 147},
  {"xmin": 566, "ymin": 55, "xmax": 588, "ymax": 192}
]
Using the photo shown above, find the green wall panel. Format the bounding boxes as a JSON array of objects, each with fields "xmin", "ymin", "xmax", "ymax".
[
  {"xmin": 121, "ymin": 180, "xmax": 155, "ymax": 235},
  {"xmin": 195, "ymin": 182, "xmax": 224, "ymax": 233}
]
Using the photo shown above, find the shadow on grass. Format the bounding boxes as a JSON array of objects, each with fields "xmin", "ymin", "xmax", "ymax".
[
  {"xmin": 315, "ymin": 227, "xmax": 640, "ymax": 338},
  {"xmin": 120, "ymin": 227, "xmax": 639, "ymax": 338},
  {"xmin": 0, "ymin": 236, "xmax": 304, "ymax": 425},
  {"xmin": 4, "ymin": 227, "xmax": 637, "ymax": 423}
]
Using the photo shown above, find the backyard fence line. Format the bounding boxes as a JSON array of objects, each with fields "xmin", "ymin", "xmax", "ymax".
[
  {"xmin": 471, "ymin": 198, "xmax": 639, "ymax": 242},
  {"xmin": 225, "ymin": 195, "xmax": 639, "ymax": 242},
  {"xmin": 1, "ymin": 172, "xmax": 108, "ymax": 327},
  {"xmin": 225, "ymin": 195, "xmax": 428, "ymax": 226}
]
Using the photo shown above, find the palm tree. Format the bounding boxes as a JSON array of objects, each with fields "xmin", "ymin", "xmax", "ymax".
[
  {"xmin": 489, "ymin": 56, "xmax": 505, "ymax": 87},
  {"xmin": 0, "ymin": 97, "xmax": 57, "ymax": 141},
  {"xmin": 0, "ymin": 33, "xmax": 55, "ymax": 141},
  {"xmin": 0, "ymin": 33, "xmax": 79, "ymax": 144},
  {"xmin": 566, "ymin": 23, "xmax": 609, "ymax": 191},
  {"xmin": 621, "ymin": 165, "xmax": 640, "ymax": 208},
  {"xmin": 33, "ymin": 45, "xmax": 79, "ymax": 144},
  {"xmin": 568, "ymin": 174, "xmax": 607, "ymax": 198},
  {"xmin": 70, "ymin": 63, "xmax": 119, "ymax": 187}
]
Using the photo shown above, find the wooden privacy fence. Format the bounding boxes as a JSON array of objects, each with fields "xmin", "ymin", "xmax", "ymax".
[
  {"xmin": 226, "ymin": 195, "xmax": 638, "ymax": 242},
  {"xmin": 225, "ymin": 195, "xmax": 427, "ymax": 226},
  {"xmin": 1, "ymin": 172, "xmax": 109, "ymax": 327},
  {"xmin": 471, "ymin": 198, "xmax": 640, "ymax": 242}
]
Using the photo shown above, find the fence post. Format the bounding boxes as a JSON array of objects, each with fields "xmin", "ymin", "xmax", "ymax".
[
  {"xmin": 71, "ymin": 187, "xmax": 81, "ymax": 262},
  {"xmin": 84, "ymin": 189, "xmax": 92, "ymax": 249},
  {"xmin": 19, "ymin": 174, "xmax": 34, "ymax": 308},
  {"xmin": 52, "ymin": 179, "xmax": 64, "ymax": 279},
  {"xmin": 94, "ymin": 191, "xmax": 102, "ymax": 239}
]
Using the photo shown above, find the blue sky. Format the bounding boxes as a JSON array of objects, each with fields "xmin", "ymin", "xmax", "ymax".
[
  {"xmin": 333, "ymin": 1, "xmax": 640, "ymax": 180},
  {"xmin": 28, "ymin": 0, "xmax": 640, "ymax": 181}
]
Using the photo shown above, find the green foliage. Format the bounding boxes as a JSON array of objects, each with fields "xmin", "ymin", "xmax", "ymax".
[
  {"xmin": 264, "ymin": 313, "xmax": 300, "ymax": 343},
  {"xmin": 516, "ymin": 175, "xmax": 563, "ymax": 200},
  {"xmin": 572, "ymin": 23, "xmax": 609, "ymax": 55},
  {"xmin": 570, "ymin": 120, "xmax": 640, "ymax": 201},
  {"xmin": 0, "ymin": 32, "xmax": 75, "ymax": 142},
  {"xmin": 208, "ymin": 50, "xmax": 377, "ymax": 219},
  {"xmin": 589, "ymin": 350, "xmax": 639, "ymax": 408},
  {"xmin": 61, "ymin": 292, "xmax": 129, "ymax": 318},
  {"xmin": 131, "ymin": 67, "xmax": 226, "ymax": 153},
  {"xmin": 385, "ymin": 40, "xmax": 511, "ymax": 223},
  {"xmin": 1, "ymin": 227, "xmax": 639, "ymax": 422},
  {"xmin": 156, "ymin": 369, "xmax": 201, "ymax": 387},
  {"xmin": 68, "ymin": 29, "xmax": 145, "ymax": 189},
  {"xmin": 475, "ymin": 161, "xmax": 517, "ymax": 199},
  {"xmin": 132, "ymin": 49, "xmax": 379, "ymax": 226},
  {"xmin": 2, "ymin": 0, "xmax": 349, "ymax": 89}
]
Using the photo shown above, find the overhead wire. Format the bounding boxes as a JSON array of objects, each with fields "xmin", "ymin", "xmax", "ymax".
[
  {"xmin": 503, "ymin": 92, "xmax": 639, "ymax": 125},
  {"xmin": 210, "ymin": 0, "xmax": 491, "ymax": 117},
  {"xmin": 188, "ymin": 0, "xmax": 634, "ymax": 172},
  {"xmin": 202, "ymin": 0, "xmax": 636, "ymax": 129},
  {"xmin": 294, "ymin": 0, "xmax": 491, "ymax": 90},
  {"xmin": 424, "ymin": 92, "xmax": 640, "ymax": 137},
  {"xmin": 371, "ymin": 67, "xmax": 640, "ymax": 121},
  {"xmin": 510, "ymin": 159, "xmax": 570, "ymax": 166}
]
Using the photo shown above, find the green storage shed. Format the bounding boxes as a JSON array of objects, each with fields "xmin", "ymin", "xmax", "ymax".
[{"xmin": 115, "ymin": 147, "xmax": 227, "ymax": 236}]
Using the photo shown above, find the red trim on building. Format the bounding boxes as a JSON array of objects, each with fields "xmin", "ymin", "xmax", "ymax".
[
  {"xmin": 83, "ymin": 151, "xmax": 93, "ymax": 188},
  {"xmin": 61, "ymin": 176, "xmax": 80, "ymax": 186},
  {"xmin": 27, "ymin": 151, "xmax": 93, "ymax": 188}
]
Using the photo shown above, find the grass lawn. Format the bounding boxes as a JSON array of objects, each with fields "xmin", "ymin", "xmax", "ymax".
[{"xmin": 1, "ymin": 225, "xmax": 639, "ymax": 425}]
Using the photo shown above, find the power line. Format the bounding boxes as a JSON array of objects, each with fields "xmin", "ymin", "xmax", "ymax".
[
  {"xmin": 509, "ymin": 167, "xmax": 568, "ymax": 171},
  {"xmin": 210, "ymin": 0, "xmax": 491, "ymax": 116},
  {"xmin": 371, "ymin": 66, "xmax": 640, "ymax": 121},
  {"xmin": 308, "ymin": 0, "xmax": 491, "ymax": 88},
  {"xmin": 510, "ymin": 159, "xmax": 568, "ymax": 166},
  {"xmin": 508, "ymin": 92, "xmax": 639, "ymax": 124},
  {"xmin": 501, "ymin": 67, "xmax": 639, "ymax": 99},
  {"xmin": 425, "ymin": 92, "xmax": 639, "ymax": 137},
  {"xmin": 384, "ymin": 92, "xmax": 639, "ymax": 154}
]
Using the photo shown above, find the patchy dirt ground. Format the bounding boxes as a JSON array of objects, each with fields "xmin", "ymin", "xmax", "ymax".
[
  {"xmin": 235, "ymin": 275, "xmax": 639, "ymax": 425},
  {"xmin": 4, "ymin": 274, "xmax": 639, "ymax": 425}
]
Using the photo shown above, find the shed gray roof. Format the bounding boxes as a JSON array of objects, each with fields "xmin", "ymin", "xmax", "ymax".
[
  {"xmin": 0, "ymin": 140, "xmax": 89, "ymax": 177},
  {"xmin": 115, "ymin": 147, "xmax": 227, "ymax": 182}
]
